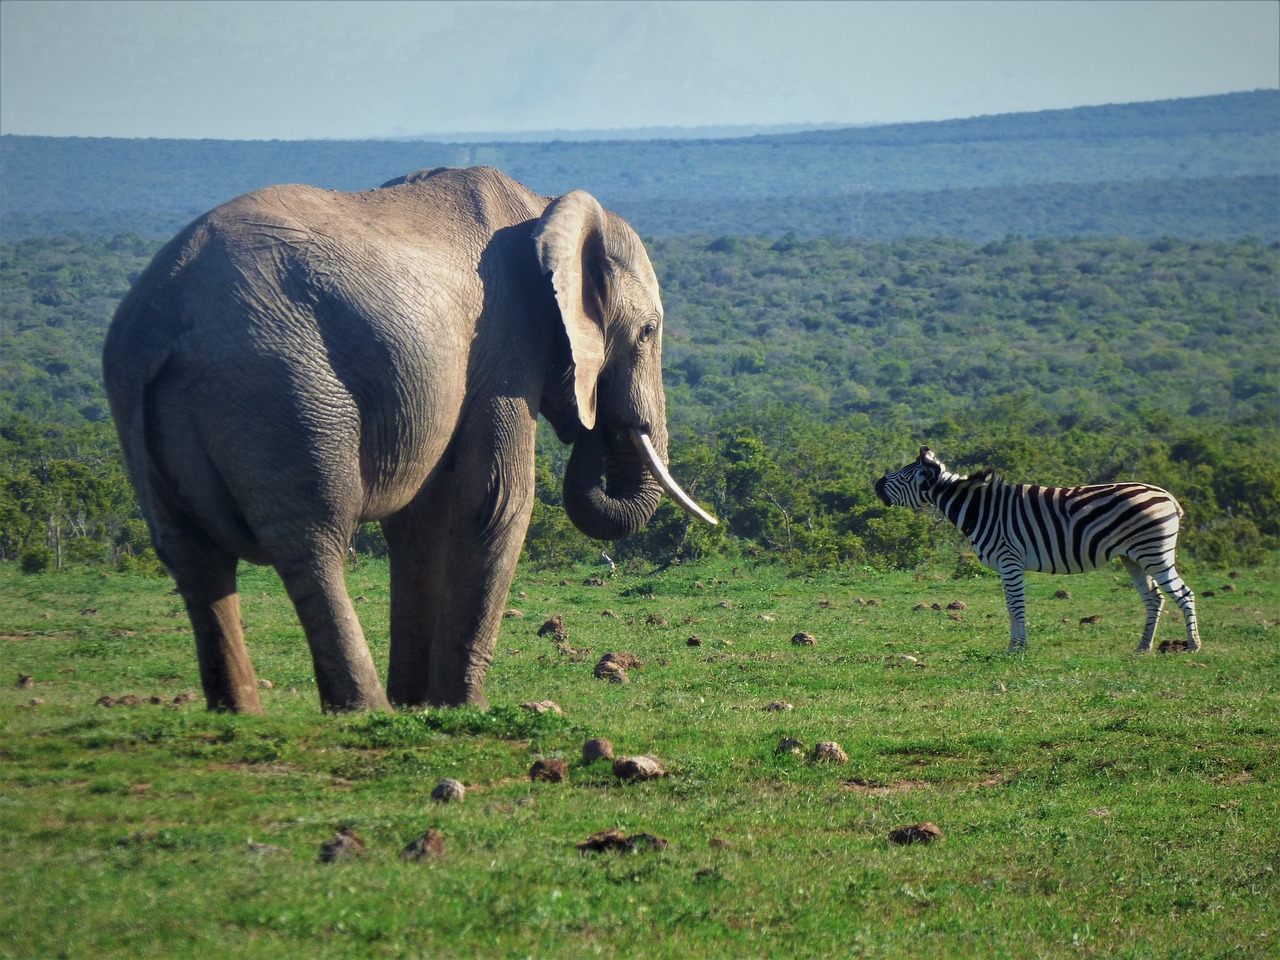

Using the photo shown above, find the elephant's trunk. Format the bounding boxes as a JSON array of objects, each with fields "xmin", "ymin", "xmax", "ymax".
[{"xmin": 563, "ymin": 424, "xmax": 717, "ymax": 541}]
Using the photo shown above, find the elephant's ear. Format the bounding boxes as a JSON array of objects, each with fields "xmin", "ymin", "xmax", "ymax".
[{"xmin": 532, "ymin": 190, "xmax": 609, "ymax": 432}]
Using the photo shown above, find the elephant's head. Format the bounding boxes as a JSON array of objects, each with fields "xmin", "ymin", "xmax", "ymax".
[{"xmin": 533, "ymin": 191, "xmax": 715, "ymax": 541}]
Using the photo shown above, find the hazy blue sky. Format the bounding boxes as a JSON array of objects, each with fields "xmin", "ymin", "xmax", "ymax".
[{"xmin": 2, "ymin": 0, "xmax": 1276, "ymax": 139}]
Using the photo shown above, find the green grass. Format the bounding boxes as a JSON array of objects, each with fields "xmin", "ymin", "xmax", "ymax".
[{"xmin": 2, "ymin": 556, "xmax": 1277, "ymax": 959}]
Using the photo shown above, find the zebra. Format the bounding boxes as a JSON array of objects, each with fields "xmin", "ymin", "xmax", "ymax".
[{"xmin": 874, "ymin": 447, "xmax": 1201, "ymax": 654}]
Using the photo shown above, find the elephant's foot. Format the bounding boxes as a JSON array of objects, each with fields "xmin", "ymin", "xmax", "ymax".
[
  {"xmin": 203, "ymin": 679, "xmax": 264, "ymax": 715},
  {"xmin": 432, "ymin": 691, "xmax": 489, "ymax": 711},
  {"xmin": 317, "ymin": 676, "xmax": 392, "ymax": 713}
]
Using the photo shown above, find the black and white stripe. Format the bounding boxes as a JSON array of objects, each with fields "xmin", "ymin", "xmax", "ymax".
[{"xmin": 875, "ymin": 446, "xmax": 1201, "ymax": 653}]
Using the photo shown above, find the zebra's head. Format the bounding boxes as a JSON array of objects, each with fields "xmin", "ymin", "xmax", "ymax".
[{"xmin": 875, "ymin": 446, "xmax": 944, "ymax": 508}]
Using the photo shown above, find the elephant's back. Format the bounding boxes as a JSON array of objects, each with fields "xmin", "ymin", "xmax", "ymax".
[{"xmin": 205, "ymin": 167, "xmax": 548, "ymax": 247}]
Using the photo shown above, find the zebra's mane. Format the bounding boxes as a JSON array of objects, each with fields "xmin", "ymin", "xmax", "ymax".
[{"xmin": 961, "ymin": 466, "xmax": 1006, "ymax": 487}]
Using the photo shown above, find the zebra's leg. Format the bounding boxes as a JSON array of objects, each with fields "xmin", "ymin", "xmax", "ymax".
[
  {"xmin": 1154, "ymin": 565, "xmax": 1201, "ymax": 652},
  {"xmin": 999, "ymin": 564, "xmax": 1029, "ymax": 653},
  {"xmin": 1121, "ymin": 558, "xmax": 1164, "ymax": 652}
]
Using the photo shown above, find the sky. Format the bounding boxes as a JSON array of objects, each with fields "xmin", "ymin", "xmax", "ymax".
[{"xmin": 1, "ymin": 0, "xmax": 1277, "ymax": 140}]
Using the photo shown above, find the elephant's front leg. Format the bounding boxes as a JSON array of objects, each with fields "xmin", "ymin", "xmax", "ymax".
[{"xmin": 386, "ymin": 403, "xmax": 537, "ymax": 708}]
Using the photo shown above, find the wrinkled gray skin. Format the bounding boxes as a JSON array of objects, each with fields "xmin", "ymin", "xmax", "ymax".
[{"xmin": 104, "ymin": 166, "xmax": 681, "ymax": 714}]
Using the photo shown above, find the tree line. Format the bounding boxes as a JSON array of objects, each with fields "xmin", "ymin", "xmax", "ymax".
[{"xmin": 1, "ymin": 233, "xmax": 1276, "ymax": 574}]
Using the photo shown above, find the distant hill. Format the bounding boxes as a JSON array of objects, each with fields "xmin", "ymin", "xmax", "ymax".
[
  {"xmin": 0, "ymin": 91, "xmax": 1276, "ymax": 241},
  {"xmin": 390, "ymin": 122, "xmax": 853, "ymax": 142}
]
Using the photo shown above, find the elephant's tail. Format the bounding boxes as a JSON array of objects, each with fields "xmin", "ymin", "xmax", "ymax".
[
  {"xmin": 103, "ymin": 303, "xmax": 175, "ymax": 532},
  {"xmin": 103, "ymin": 223, "xmax": 208, "ymax": 529}
]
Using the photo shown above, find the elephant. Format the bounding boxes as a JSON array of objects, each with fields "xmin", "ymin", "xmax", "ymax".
[{"xmin": 103, "ymin": 165, "xmax": 715, "ymax": 714}]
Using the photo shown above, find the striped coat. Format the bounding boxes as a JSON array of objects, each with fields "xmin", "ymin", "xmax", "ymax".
[{"xmin": 875, "ymin": 447, "xmax": 1201, "ymax": 653}]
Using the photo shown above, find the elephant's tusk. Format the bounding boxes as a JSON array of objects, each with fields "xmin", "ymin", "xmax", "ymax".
[{"xmin": 630, "ymin": 430, "xmax": 718, "ymax": 526}]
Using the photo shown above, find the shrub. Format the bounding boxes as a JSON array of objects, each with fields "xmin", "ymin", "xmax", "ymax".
[{"xmin": 20, "ymin": 547, "xmax": 51, "ymax": 574}]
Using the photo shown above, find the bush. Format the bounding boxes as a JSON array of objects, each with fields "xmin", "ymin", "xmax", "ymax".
[
  {"xmin": 1186, "ymin": 516, "xmax": 1268, "ymax": 569},
  {"xmin": 114, "ymin": 549, "xmax": 166, "ymax": 577},
  {"xmin": 351, "ymin": 522, "xmax": 388, "ymax": 559},
  {"xmin": 20, "ymin": 547, "xmax": 51, "ymax": 574},
  {"xmin": 952, "ymin": 552, "xmax": 991, "ymax": 579}
]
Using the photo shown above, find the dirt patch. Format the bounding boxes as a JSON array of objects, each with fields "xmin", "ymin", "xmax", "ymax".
[
  {"xmin": 842, "ymin": 778, "xmax": 929, "ymax": 794},
  {"xmin": 97, "ymin": 694, "xmax": 145, "ymax": 707},
  {"xmin": 576, "ymin": 829, "xmax": 669, "ymax": 854},
  {"xmin": 210, "ymin": 762, "xmax": 301, "ymax": 777},
  {"xmin": 888, "ymin": 822, "xmax": 943, "ymax": 845},
  {"xmin": 977, "ymin": 770, "xmax": 1016, "ymax": 788}
]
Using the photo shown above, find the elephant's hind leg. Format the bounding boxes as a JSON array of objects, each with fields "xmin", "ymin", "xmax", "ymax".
[
  {"xmin": 166, "ymin": 542, "xmax": 263, "ymax": 714},
  {"xmin": 275, "ymin": 546, "xmax": 390, "ymax": 712},
  {"xmin": 384, "ymin": 496, "xmax": 443, "ymax": 708}
]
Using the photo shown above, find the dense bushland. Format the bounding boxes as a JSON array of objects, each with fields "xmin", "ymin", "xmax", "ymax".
[{"xmin": 2, "ymin": 232, "xmax": 1275, "ymax": 573}]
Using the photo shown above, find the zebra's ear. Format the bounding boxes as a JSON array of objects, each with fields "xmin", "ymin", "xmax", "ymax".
[{"xmin": 919, "ymin": 446, "xmax": 933, "ymax": 461}]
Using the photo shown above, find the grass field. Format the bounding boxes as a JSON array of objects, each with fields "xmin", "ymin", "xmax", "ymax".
[{"xmin": 2, "ymin": 555, "xmax": 1277, "ymax": 959}]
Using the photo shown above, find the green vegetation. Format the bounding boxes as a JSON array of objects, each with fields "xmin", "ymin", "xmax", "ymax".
[
  {"xmin": 2, "ymin": 557, "xmax": 1276, "ymax": 958},
  {"xmin": 4, "ymin": 233, "xmax": 1275, "ymax": 572}
]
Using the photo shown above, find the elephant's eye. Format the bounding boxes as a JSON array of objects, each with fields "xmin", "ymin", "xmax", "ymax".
[{"xmin": 638, "ymin": 321, "xmax": 659, "ymax": 344}]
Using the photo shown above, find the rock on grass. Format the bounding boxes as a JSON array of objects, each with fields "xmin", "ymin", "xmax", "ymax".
[
  {"xmin": 431, "ymin": 778, "xmax": 466, "ymax": 803},
  {"xmin": 400, "ymin": 829, "xmax": 445, "ymax": 862},
  {"xmin": 318, "ymin": 828, "xmax": 364, "ymax": 863},
  {"xmin": 812, "ymin": 741, "xmax": 849, "ymax": 763},
  {"xmin": 520, "ymin": 699, "xmax": 563, "ymax": 715},
  {"xmin": 595, "ymin": 652, "xmax": 642, "ymax": 683},
  {"xmin": 537, "ymin": 615, "xmax": 567, "ymax": 640},
  {"xmin": 613, "ymin": 755, "xmax": 667, "ymax": 780},
  {"xmin": 583, "ymin": 738, "xmax": 614, "ymax": 763},
  {"xmin": 530, "ymin": 758, "xmax": 569, "ymax": 783}
]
